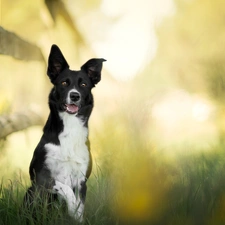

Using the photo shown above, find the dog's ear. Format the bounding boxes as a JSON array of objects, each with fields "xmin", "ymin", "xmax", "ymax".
[
  {"xmin": 81, "ymin": 58, "xmax": 106, "ymax": 85},
  {"xmin": 47, "ymin": 45, "xmax": 69, "ymax": 83}
]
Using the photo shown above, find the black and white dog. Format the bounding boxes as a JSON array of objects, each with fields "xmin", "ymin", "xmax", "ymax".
[{"xmin": 24, "ymin": 44, "xmax": 105, "ymax": 222}]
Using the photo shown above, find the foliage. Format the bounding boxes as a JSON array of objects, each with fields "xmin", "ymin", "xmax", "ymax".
[{"xmin": 151, "ymin": 0, "xmax": 225, "ymax": 101}]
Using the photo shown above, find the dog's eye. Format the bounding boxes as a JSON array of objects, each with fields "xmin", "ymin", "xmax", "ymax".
[
  {"xmin": 80, "ymin": 83, "xmax": 87, "ymax": 87},
  {"xmin": 61, "ymin": 81, "xmax": 68, "ymax": 86}
]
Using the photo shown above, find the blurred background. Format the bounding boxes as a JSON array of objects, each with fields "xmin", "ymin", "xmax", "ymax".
[{"xmin": 1, "ymin": 0, "xmax": 225, "ymax": 224}]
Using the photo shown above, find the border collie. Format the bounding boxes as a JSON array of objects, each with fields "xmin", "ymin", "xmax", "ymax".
[{"xmin": 24, "ymin": 44, "xmax": 106, "ymax": 222}]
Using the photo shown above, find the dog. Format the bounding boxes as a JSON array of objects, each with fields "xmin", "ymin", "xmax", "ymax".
[{"xmin": 24, "ymin": 44, "xmax": 106, "ymax": 222}]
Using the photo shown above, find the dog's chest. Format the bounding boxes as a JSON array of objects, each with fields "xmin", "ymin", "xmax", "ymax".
[{"xmin": 45, "ymin": 114, "xmax": 89, "ymax": 188}]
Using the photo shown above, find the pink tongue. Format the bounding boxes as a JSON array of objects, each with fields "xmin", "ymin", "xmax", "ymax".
[{"xmin": 66, "ymin": 104, "xmax": 78, "ymax": 113}]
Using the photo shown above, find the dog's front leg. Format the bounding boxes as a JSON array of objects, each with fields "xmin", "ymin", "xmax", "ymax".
[
  {"xmin": 73, "ymin": 179, "xmax": 87, "ymax": 221},
  {"xmin": 51, "ymin": 180, "xmax": 84, "ymax": 222}
]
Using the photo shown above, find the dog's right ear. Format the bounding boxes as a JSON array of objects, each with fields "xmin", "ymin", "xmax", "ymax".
[{"xmin": 47, "ymin": 45, "xmax": 69, "ymax": 83}]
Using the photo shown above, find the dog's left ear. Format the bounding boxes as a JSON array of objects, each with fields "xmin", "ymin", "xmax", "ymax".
[
  {"xmin": 81, "ymin": 58, "xmax": 106, "ymax": 85},
  {"xmin": 47, "ymin": 45, "xmax": 69, "ymax": 83}
]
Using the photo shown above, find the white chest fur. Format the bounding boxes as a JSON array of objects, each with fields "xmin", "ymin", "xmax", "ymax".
[{"xmin": 45, "ymin": 113, "xmax": 89, "ymax": 188}]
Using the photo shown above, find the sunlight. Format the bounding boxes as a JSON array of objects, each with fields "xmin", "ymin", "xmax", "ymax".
[
  {"xmin": 94, "ymin": 0, "xmax": 176, "ymax": 81},
  {"xmin": 192, "ymin": 99, "xmax": 213, "ymax": 122},
  {"xmin": 151, "ymin": 89, "xmax": 217, "ymax": 147},
  {"xmin": 92, "ymin": 17, "xmax": 156, "ymax": 81}
]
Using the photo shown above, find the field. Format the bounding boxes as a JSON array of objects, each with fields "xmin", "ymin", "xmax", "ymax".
[{"xmin": 1, "ymin": 123, "xmax": 225, "ymax": 225}]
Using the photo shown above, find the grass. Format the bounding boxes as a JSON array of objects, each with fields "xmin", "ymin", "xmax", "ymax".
[
  {"xmin": 0, "ymin": 164, "xmax": 118, "ymax": 225},
  {"xmin": 1, "ymin": 146, "xmax": 225, "ymax": 225},
  {"xmin": 165, "ymin": 148, "xmax": 225, "ymax": 225},
  {"xmin": 1, "ymin": 116, "xmax": 225, "ymax": 225}
]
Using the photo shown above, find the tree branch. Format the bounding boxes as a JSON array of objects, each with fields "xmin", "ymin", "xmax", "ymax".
[
  {"xmin": 0, "ymin": 110, "xmax": 44, "ymax": 139},
  {"xmin": 0, "ymin": 26, "xmax": 45, "ymax": 61}
]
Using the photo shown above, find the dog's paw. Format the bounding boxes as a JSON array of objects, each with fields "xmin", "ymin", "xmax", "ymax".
[
  {"xmin": 48, "ymin": 184, "xmax": 66, "ymax": 198},
  {"xmin": 52, "ymin": 185, "xmax": 65, "ymax": 195}
]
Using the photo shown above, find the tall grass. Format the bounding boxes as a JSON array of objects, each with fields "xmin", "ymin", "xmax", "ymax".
[
  {"xmin": 0, "ymin": 164, "xmax": 118, "ymax": 225},
  {"xmin": 165, "ymin": 147, "xmax": 225, "ymax": 225},
  {"xmin": 1, "ymin": 146, "xmax": 225, "ymax": 225}
]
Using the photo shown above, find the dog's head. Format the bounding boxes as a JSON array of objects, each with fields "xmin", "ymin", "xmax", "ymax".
[{"xmin": 47, "ymin": 44, "xmax": 106, "ymax": 117}]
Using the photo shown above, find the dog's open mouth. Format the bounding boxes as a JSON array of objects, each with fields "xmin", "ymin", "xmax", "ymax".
[{"xmin": 64, "ymin": 104, "xmax": 79, "ymax": 114}]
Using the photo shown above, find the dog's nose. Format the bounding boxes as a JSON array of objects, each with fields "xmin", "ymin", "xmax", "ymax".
[{"xmin": 70, "ymin": 92, "xmax": 80, "ymax": 102}]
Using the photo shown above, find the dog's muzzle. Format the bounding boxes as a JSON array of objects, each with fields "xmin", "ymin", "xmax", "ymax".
[{"xmin": 64, "ymin": 91, "xmax": 80, "ymax": 114}]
